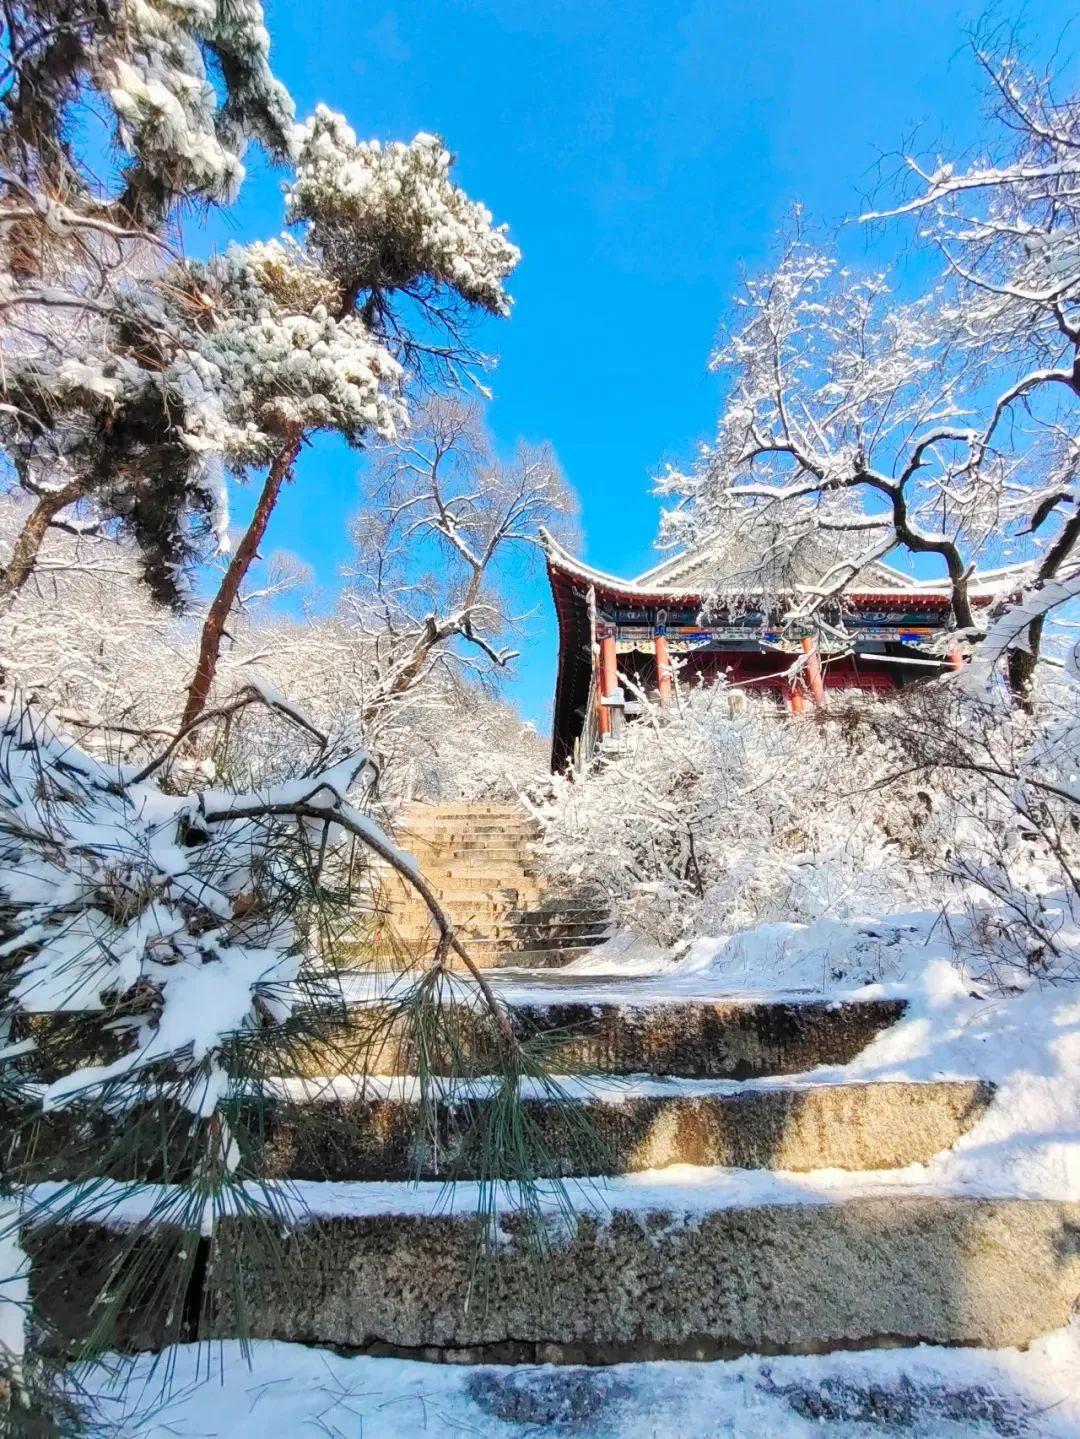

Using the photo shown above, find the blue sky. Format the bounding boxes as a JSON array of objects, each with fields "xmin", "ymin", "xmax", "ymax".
[{"xmin": 205, "ymin": 0, "xmax": 1060, "ymax": 728}]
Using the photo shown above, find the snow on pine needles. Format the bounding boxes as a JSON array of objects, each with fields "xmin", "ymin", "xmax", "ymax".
[{"xmin": 0, "ymin": 689, "xmax": 374, "ymax": 1119}]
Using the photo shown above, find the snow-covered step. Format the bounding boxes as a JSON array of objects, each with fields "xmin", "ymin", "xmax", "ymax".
[
  {"xmin": 413, "ymin": 853, "xmax": 541, "ymax": 869},
  {"xmin": 429, "ymin": 880, "xmax": 547, "ymax": 899},
  {"xmin": 423, "ymin": 867, "xmax": 544, "ymax": 885},
  {"xmin": 478, "ymin": 946, "xmax": 606, "ymax": 968},
  {"xmin": 402, "ymin": 821, "xmax": 539, "ymax": 839},
  {"xmin": 504, "ymin": 903, "xmax": 610, "ymax": 922},
  {"xmin": 7, "ymin": 1077, "xmax": 992, "ymax": 1186},
  {"xmin": 383, "ymin": 899, "xmax": 606, "ymax": 926},
  {"xmin": 406, "ymin": 804, "xmax": 528, "ymax": 817},
  {"xmin": 279, "ymin": 995, "xmax": 908, "ymax": 1079},
  {"xmin": 247, "ymin": 1075, "xmax": 993, "ymax": 1181},
  {"xmin": 339, "ymin": 940, "xmax": 597, "ymax": 972},
  {"xmin": 387, "ymin": 921, "xmax": 609, "ymax": 950},
  {"xmin": 405, "ymin": 840, "xmax": 539, "ymax": 858},
  {"xmin": 76, "ymin": 1333, "xmax": 1080, "ymax": 1438},
  {"xmin": 360, "ymin": 947, "xmax": 601, "ymax": 973},
  {"xmin": 465, "ymin": 922, "xmax": 610, "ymax": 945},
  {"xmin": 28, "ymin": 1179, "xmax": 1080, "ymax": 1358}
]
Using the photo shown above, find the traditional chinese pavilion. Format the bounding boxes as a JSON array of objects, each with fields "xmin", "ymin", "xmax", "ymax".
[{"xmin": 544, "ymin": 532, "xmax": 1012, "ymax": 771}]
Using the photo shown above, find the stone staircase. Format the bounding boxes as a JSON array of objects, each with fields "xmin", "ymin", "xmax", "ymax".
[
  {"xmin": 24, "ymin": 980, "xmax": 1080, "ymax": 1367},
  {"xmin": 360, "ymin": 802, "xmax": 610, "ymax": 971}
]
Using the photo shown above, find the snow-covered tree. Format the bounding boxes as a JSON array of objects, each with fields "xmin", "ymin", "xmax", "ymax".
[
  {"xmin": 1, "ymin": 0, "xmax": 294, "ymax": 222},
  {"xmin": 864, "ymin": 39, "xmax": 1080, "ymax": 694},
  {"xmin": 177, "ymin": 117, "xmax": 521, "ymax": 728},
  {"xmin": 660, "ymin": 37, "xmax": 1080, "ymax": 692},
  {"xmin": 0, "ymin": 19, "xmax": 521, "ymax": 726},
  {"xmin": 337, "ymin": 397, "xmax": 574, "ymax": 726},
  {"xmin": 0, "ymin": 0, "xmax": 296, "ymax": 609}
]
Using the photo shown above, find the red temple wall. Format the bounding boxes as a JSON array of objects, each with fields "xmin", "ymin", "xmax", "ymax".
[{"xmin": 623, "ymin": 649, "xmax": 902, "ymax": 701}]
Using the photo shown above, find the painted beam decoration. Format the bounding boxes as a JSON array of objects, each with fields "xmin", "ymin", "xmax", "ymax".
[{"xmin": 606, "ymin": 603, "xmax": 947, "ymax": 655}]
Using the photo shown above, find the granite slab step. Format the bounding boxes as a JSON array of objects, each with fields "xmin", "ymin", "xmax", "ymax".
[
  {"xmin": 279, "ymin": 996, "xmax": 910, "ymax": 1078},
  {"xmin": 26, "ymin": 1181, "xmax": 1079, "ymax": 1360}
]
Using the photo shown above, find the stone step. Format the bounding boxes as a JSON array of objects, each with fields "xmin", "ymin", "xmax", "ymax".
[
  {"xmin": 28, "ymin": 1185, "xmax": 1080, "ymax": 1359},
  {"xmin": 368, "ymin": 932, "xmax": 593, "ymax": 956},
  {"xmin": 402, "ymin": 855, "xmax": 540, "ymax": 873},
  {"xmin": 431, "ymin": 879, "xmax": 548, "ymax": 898},
  {"xmin": 468, "ymin": 916, "xmax": 610, "ymax": 936},
  {"xmin": 19, "ymin": 994, "xmax": 907, "ymax": 1083},
  {"xmin": 420, "ymin": 866, "xmax": 544, "ymax": 883},
  {"xmin": 468, "ymin": 939, "xmax": 608, "ymax": 959},
  {"xmin": 404, "ymin": 831, "xmax": 538, "ymax": 844},
  {"xmin": 402, "ymin": 819, "xmax": 539, "ymax": 836},
  {"xmin": 406, "ymin": 843, "xmax": 539, "ymax": 860},
  {"xmin": 504, "ymin": 904, "xmax": 609, "ymax": 922},
  {"xmin": 363, "ymin": 945, "xmax": 596, "ymax": 971},
  {"xmin": 10, "ymin": 1079, "xmax": 992, "ymax": 1186},
  {"xmin": 475, "ymin": 946, "xmax": 596, "ymax": 968},
  {"xmin": 385, "ymin": 919, "xmax": 609, "ymax": 945},
  {"xmin": 403, "ymin": 837, "xmax": 539, "ymax": 855},
  {"xmin": 280, "ymin": 996, "xmax": 909, "ymax": 1079},
  {"xmin": 377, "ymin": 939, "xmax": 608, "ymax": 964},
  {"xmin": 388, "ymin": 917, "xmax": 610, "ymax": 938},
  {"xmin": 464, "ymin": 929, "xmax": 609, "ymax": 951},
  {"xmin": 402, "ymin": 817, "xmax": 537, "ymax": 828},
  {"xmin": 341, "ymin": 927, "xmax": 599, "ymax": 950},
  {"xmin": 382, "ymin": 900, "xmax": 606, "ymax": 927},
  {"xmin": 406, "ymin": 804, "xmax": 528, "ymax": 817},
  {"xmin": 372, "ymin": 897, "xmax": 550, "ymax": 918},
  {"xmin": 248, "ymin": 1076, "xmax": 993, "ymax": 1182}
]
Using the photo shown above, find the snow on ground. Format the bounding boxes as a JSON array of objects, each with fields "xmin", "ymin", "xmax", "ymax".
[
  {"xmin": 75, "ymin": 1325, "xmax": 1080, "ymax": 1438},
  {"xmin": 340, "ymin": 905, "xmax": 1080, "ymax": 1208},
  {"xmin": 0, "ymin": 1202, "xmax": 26, "ymax": 1381},
  {"xmin": 24, "ymin": 1157, "xmax": 1038, "ymax": 1232},
  {"xmin": 564, "ymin": 908, "xmax": 1080, "ymax": 1207},
  {"xmin": 27, "ymin": 911, "xmax": 1080, "ymax": 1433}
]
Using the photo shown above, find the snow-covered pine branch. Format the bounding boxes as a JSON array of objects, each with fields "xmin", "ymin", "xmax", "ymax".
[{"xmin": 0, "ymin": 680, "xmax": 522, "ymax": 1119}]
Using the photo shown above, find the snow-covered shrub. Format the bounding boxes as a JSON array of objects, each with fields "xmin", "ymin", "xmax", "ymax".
[
  {"xmin": 535, "ymin": 684, "xmax": 944, "ymax": 947},
  {"xmin": 877, "ymin": 595, "xmax": 1080, "ymax": 983},
  {"xmin": 541, "ymin": 633, "xmax": 1080, "ymax": 983}
]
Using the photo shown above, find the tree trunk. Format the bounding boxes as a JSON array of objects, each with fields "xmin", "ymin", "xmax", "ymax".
[
  {"xmin": 0, "ymin": 477, "xmax": 89, "ymax": 615},
  {"xmin": 1007, "ymin": 507, "xmax": 1080, "ymax": 703},
  {"xmin": 179, "ymin": 430, "xmax": 302, "ymax": 732}
]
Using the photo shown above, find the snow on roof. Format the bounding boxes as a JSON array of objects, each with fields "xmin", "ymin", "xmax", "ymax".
[{"xmin": 542, "ymin": 530, "xmax": 1029, "ymax": 603}]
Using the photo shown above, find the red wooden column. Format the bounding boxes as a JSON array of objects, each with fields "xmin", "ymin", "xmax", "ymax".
[
  {"xmin": 654, "ymin": 632, "xmax": 672, "ymax": 704},
  {"xmin": 946, "ymin": 642, "xmax": 963, "ymax": 673},
  {"xmin": 597, "ymin": 631, "xmax": 618, "ymax": 735},
  {"xmin": 787, "ymin": 681, "xmax": 806, "ymax": 714},
  {"xmin": 802, "ymin": 636, "xmax": 826, "ymax": 708}
]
